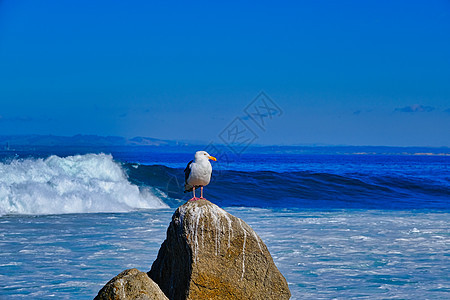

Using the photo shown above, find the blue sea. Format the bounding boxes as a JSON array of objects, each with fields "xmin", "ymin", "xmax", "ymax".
[{"xmin": 0, "ymin": 146, "xmax": 449, "ymax": 299}]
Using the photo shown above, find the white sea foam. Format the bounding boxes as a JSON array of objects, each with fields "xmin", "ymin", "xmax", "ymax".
[{"xmin": 0, "ymin": 153, "xmax": 168, "ymax": 216}]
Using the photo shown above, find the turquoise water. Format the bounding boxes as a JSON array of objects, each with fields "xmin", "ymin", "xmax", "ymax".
[
  {"xmin": 1, "ymin": 209, "xmax": 449, "ymax": 299},
  {"xmin": 0, "ymin": 147, "xmax": 449, "ymax": 299}
]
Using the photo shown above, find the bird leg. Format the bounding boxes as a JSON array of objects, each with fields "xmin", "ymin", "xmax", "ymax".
[
  {"xmin": 200, "ymin": 186, "xmax": 204, "ymax": 199},
  {"xmin": 189, "ymin": 187, "xmax": 198, "ymax": 201}
]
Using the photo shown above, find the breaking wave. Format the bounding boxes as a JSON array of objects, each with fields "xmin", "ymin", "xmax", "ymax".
[
  {"xmin": 126, "ymin": 164, "xmax": 450, "ymax": 210},
  {"xmin": 0, "ymin": 154, "xmax": 168, "ymax": 216}
]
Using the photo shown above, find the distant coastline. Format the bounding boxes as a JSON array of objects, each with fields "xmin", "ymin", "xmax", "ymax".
[{"xmin": 0, "ymin": 134, "xmax": 448, "ymax": 156}]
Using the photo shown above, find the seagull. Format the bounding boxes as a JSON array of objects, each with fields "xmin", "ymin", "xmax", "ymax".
[{"xmin": 184, "ymin": 151, "xmax": 217, "ymax": 201}]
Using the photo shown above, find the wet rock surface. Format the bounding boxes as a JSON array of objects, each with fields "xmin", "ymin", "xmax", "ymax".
[
  {"xmin": 94, "ymin": 268, "xmax": 168, "ymax": 300},
  {"xmin": 148, "ymin": 199, "xmax": 290, "ymax": 300}
]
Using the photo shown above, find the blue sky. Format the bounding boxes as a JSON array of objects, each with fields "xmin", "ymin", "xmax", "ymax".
[{"xmin": 0, "ymin": 0, "xmax": 449, "ymax": 146}]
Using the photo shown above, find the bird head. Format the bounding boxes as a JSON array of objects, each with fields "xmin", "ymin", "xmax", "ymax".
[{"xmin": 195, "ymin": 151, "xmax": 217, "ymax": 162}]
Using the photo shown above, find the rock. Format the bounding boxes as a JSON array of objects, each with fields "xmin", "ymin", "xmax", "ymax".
[
  {"xmin": 148, "ymin": 199, "xmax": 290, "ymax": 300},
  {"xmin": 95, "ymin": 268, "xmax": 168, "ymax": 300}
]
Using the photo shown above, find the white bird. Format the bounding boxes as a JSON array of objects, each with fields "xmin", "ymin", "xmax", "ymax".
[{"xmin": 184, "ymin": 151, "xmax": 217, "ymax": 201}]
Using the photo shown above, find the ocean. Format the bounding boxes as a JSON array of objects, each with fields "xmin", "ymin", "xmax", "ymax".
[{"xmin": 0, "ymin": 146, "xmax": 449, "ymax": 299}]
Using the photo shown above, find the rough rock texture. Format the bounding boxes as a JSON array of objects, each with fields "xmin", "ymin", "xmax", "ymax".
[
  {"xmin": 148, "ymin": 199, "xmax": 290, "ymax": 300},
  {"xmin": 95, "ymin": 268, "xmax": 168, "ymax": 300}
]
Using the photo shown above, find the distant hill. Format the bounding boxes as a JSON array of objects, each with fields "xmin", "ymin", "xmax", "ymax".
[
  {"xmin": 0, "ymin": 134, "xmax": 181, "ymax": 147},
  {"xmin": 0, "ymin": 135, "xmax": 448, "ymax": 155}
]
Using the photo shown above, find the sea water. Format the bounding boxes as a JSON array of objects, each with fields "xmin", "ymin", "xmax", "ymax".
[{"xmin": 0, "ymin": 147, "xmax": 449, "ymax": 299}]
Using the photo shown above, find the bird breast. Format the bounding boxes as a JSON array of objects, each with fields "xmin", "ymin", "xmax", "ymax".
[{"xmin": 188, "ymin": 161, "xmax": 212, "ymax": 186}]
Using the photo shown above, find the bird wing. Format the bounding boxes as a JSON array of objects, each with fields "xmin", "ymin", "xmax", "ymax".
[
  {"xmin": 184, "ymin": 160, "xmax": 193, "ymax": 183},
  {"xmin": 184, "ymin": 160, "xmax": 194, "ymax": 192}
]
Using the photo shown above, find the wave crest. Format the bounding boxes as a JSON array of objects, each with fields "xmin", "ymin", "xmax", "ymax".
[{"xmin": 0, "ymin": 153, "xmax": 168, "ymax": 215}]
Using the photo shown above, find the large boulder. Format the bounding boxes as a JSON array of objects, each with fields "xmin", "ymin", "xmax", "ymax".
[
  {"xmin": 95, "ymin": 268, "xmax": 168, "ymax": 300},
  {"xmin": 148, "ymin": 199, "xmax": 290, "ymax": 300}
]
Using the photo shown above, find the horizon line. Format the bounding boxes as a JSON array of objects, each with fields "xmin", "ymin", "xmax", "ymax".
[{"xmin": 0, "ymin": 133, "xmax": 449, "ymax": 149}]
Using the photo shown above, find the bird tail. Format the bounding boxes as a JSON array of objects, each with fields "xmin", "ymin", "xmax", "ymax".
[{"xmin": 184, "ymin": 183, "xmax": 193, "ymax": 193}]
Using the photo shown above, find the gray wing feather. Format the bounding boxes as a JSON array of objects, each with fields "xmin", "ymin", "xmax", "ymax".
[{"xmin": 184, "ymin": 160, "xmax": 193, "ymax": 192}]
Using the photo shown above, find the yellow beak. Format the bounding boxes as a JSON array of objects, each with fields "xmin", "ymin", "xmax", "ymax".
[{"xmin": 209, "ymin": 156, "xmax": 217, "ymax": 161}]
